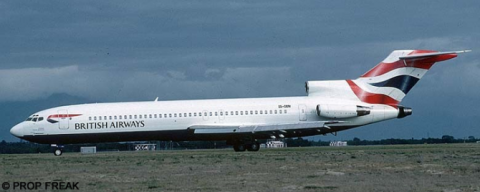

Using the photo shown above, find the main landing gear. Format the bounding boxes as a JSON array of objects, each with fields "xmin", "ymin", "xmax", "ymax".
[
  {"xmin": 231, "ymin": 140, "xmax": 260, "ymax": 152},
  {"xmin": 51, "ymin": 144, "xmax": 64, "ymax": 156}
]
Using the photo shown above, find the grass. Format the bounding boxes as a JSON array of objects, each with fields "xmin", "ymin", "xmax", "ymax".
[{"xmin": 1, "ymin": 144, "xmax": 480, "ymax": 192}]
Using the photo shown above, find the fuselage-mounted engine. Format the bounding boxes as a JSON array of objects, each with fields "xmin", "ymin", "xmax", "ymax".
[{"xmin": 316, "ymin": 104, "xmax": 371, "ymax": 119}]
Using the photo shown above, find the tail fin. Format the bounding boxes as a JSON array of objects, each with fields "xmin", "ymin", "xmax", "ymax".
[{"xmin": 347, "ymin": 50, "xmax": 470, "ymax": 107}]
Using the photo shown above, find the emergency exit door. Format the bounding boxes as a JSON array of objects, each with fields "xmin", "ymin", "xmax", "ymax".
[{"xmin": 298, "ymin": 104, "xmax": 307, "ymax": 121}]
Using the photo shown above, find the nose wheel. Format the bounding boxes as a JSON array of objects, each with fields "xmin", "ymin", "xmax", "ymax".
[
  {"xmin": 51, "ymin": 144, "xmax": 64, "ymax": 156},
  {"xmin": 54, "ymin": 149, "xmax": 63, "ymax": 156}
]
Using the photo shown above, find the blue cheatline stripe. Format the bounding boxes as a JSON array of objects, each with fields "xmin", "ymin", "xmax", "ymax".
[{"xmin": 369, "ymin": 75, "xmax": 420, "ymax": 94}]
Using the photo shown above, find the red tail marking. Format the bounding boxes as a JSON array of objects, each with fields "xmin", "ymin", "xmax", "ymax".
[
  {"xmin": 346, "ymin": 80, "xmax": 399, "ymax": 108},
  {"xmin": 361, "ymin": 50, "xmax": 456, "ymax": 78}
]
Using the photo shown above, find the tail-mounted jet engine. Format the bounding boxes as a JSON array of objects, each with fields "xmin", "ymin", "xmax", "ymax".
[
  {"xmin": 316, "ymin": 105, "xmax": 371, "ymax": 119},
  {"xmin": 397, "ymin": 106, "xmax": 413, "ymax": 118}
]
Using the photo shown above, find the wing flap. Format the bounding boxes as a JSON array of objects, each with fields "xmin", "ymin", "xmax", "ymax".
[{"xmin": 191, "ymin": 121, "xmax": 341, "ymax": 135}]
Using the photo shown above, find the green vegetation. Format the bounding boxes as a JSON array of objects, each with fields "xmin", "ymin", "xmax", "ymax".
[
  {"xmin": 0, "ymin": 144, "xmax": 479, "ymax": 192},
  {"xmin": 2, "ymin": 135, "xmax": 478, "ymax": 154}
]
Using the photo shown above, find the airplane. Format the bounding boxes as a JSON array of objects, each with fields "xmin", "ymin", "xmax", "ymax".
[{"xmin": 10, "ymin": 49, "xmax": 470, "ymax": 156}]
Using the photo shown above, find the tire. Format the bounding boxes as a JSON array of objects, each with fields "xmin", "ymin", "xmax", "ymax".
[
  {"xmin": 247, "ymin": 142, "xmax": 260, "ymax": 152},
  {"xmin": 54, "ymin": 149, "xmax": 63, "ymax": 156},
  {"xmin": 233, "ymin": 144, "xmax": 246, "ymax": 152}
]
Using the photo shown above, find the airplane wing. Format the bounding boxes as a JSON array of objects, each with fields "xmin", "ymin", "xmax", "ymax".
[{"xmin": 189, "ymin": 121, "xmax": 342, "ymax": 135}]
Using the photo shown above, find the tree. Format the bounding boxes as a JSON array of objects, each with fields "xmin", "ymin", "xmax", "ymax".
[
  {"xmin": 441, "ymin": 135, "xmax": 455, "ymax": 143},
  {"xmin": 468, "ymin": 136, "xmax": 475, "ymax": 141},
  {"xmin": 352, "ymin": 137, "xmax": 361, "ymax": 145}
]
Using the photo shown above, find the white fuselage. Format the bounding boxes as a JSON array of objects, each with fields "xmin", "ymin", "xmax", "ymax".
[{"xmin": 10, "ymin": 95, "xmax": 399, "ymax": 144}]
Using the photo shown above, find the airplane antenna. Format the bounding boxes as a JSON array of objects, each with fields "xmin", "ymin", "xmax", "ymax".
[{"xmin": 154, "ymin": 97, "xmax": 159, "ymax": 102}]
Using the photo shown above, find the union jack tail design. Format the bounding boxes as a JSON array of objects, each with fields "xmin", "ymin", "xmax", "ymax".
[{"xmin": 347, "ymin": 50, "xmax": 470, "ymax": 107}]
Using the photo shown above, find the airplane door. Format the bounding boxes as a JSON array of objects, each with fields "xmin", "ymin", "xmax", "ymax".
[
  {"xmin": 203, "ymin": 110, "xmax": 209, "ymax": 121},
  {"xmin": 58, "ymin": 109, "xmax": 69, "ymax": 130},
  {"xmin": 298, "ymin": 104, "xmax": 307, "ymax": 121}
]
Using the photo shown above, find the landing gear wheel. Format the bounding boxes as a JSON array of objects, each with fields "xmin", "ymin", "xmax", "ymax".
[
  {"xmin": 247, "ymin": 142, "xmax": 260, "ymax": 151},
  {"xmin": 233, "ymin": 144, "xmax": 246, "ymax": 152},
  {"xmin": 54, "ymin": 149, "xmax": 63, "ymax": 156}
]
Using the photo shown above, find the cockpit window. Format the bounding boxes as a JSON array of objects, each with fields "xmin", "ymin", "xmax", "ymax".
[{"xmin": 25, "ymin": 115, "xmax": 43, "ymax": 122}]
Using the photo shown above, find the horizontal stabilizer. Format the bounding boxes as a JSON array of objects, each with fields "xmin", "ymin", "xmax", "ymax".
[{"xmin": 399, "ymin": 50, "xmax": 471, "ymax": 61}]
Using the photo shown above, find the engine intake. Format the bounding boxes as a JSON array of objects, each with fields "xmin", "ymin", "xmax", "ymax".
[
  {"xmin": 317, "ymin": 104, "xmax": 371, "ymax": 119},
  {"xmin": 397, "ymin": 106, "xmax": 413, "ymax": 118}
]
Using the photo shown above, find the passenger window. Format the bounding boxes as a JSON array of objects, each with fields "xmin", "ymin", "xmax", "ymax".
[
  {"xmin": 109, "ymin": 116, "xmax": 112, "ymax": 120},
  {"xmin": 280, "ymin": 110, "xmax": 283, "ymax": 114},
  {"xmin": 119, "ymin": 116, "xmax": 122, "ymax": 120},
  {"xmin": 210, "ymin": 112, "xmax": 213, "ymax": 116},
  {"xmin": 215, "ymin": 112, "xmax": 218, "ymax": 116},
  {"xmin": 104, "ymin": 116, "xmax": 107, "ymax": 120},
  {"xmin": 189, "ymin": 113, "xmax": 192, "ymax": 117},
  {"xmin": 144, "ymin": 115, "xmax": 147, "ymax": 119},
  {"xmin": 284, "ymin": 110, "xmax": 287, "ymax": 114},
  {"xmin": 149, "ymin": 114, "xmax": 152, "ymax": 118},
  {"xmin": 184, "ymin": 113, "xmax": 187, "ymax": 117},
  {"xmin": 194, "ymin": 113, "xmax": 197, "ymax": 117},
  {"xmin": 275, "ymin": 110, "xmax": 278, "ymax": 114},
  {"xmin": 260, "ymin": 110, "xmax": 263, "ymax": 114},
  {"xmin": 154, "ymin": 114, "xmax": 157, "ymax": 118},
  {"xmin": 115, "ymin": 116, "xmax": 117, "ymax": 120},
  {"xmin": 99, "ymin": 116, "xmax": 102, "ymax": 120},
  {"xmin": 179, "ymin": 113, "xmax": 182, "ymax": 117},
  {"xmin": 225, "ymin": 111, "xmax": 228, "ymax": 116},
  {"xmin": 129, "ymin": 115, "xmax": 132, "ymax": 119},
  {"xmin": 255, "ymin": 110, "xmax": 258, "ymax": 115},
  {"xmin": 174, "ymin": 113, "xmax": 177, "ymax": 117},
  {"xmin": 124, "ymin": 115, "xmax": 127, "ymax": 119},
  {"xmin": 169, "ymin": 114, "xmax": 172, "ymax": 118},
  {"xmin": 240, "ymin": 111, "xmax": 243, "ymax": 115},
  {"xmin": 139, "ymin": 115, "xmax": 142, "ymax": 119},
  {"xmin": 270, "ymin": 110, "xmax": 273, "ymax": 114},
  {"xmin": 220, "ymin": 112, "xmax": 223, "ymax": 116},
  {"xmin": 199, "ymin": 112, "xmax": 202, "ymax": 117},
  {"xmin": 134, "ymin": 115, "xmax": 137, "ymax": 119},
  {"xmin": 204, "ymin": 112, "xmax": 207, "ymax": 116},
  {"xmin": 235, "ymin": 111, "xmax": 238, "ymax": 115},
  {"xmin": 89, "ymin": 117, "xmax": 92, "ymax": 121},
  {"xmin": 231, "ymin": 111, "xmax": 234, "ymax": 115},
  {"xmin": 265, "ymin": 110, "xmax": 267, "ymax": 114},
  {"xmin": 94, "ymin": 116, "xmax": 97, "ymax": 120}
]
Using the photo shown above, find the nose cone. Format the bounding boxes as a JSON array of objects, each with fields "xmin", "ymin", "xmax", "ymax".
[{"xmin": 10, "ymin": 123, "xmax": 24, "ymax": 138}]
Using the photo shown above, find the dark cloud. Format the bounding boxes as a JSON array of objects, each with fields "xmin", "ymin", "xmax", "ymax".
[{"xmin": 1, "ymin": 0, "xmax": 479, "ymax": 141}]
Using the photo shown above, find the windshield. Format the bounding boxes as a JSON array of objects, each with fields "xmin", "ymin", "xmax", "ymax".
[{"xmin": 25, "ymin": 115, "xmax": 43, "ymax": 122}]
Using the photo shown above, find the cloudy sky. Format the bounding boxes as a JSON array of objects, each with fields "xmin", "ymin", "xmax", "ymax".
[{"xmin": 1, "ymin": 1, "xmax": 479, "ymax": 141}]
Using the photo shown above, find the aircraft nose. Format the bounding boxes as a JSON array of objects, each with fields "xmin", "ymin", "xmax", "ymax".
[{"xmin": 10, "ymin": 123, "xmax": 24, "ymax": 137}]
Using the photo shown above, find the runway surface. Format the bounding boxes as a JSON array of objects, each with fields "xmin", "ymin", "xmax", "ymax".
[{"xmin": 1, "ymin": 144, "xmax": 479, "ymax": 191}]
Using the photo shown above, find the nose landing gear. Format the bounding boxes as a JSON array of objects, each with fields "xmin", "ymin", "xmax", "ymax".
[{"xmin": 51, "ymin": 144, "xmax": 64, "ymax": 156}]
